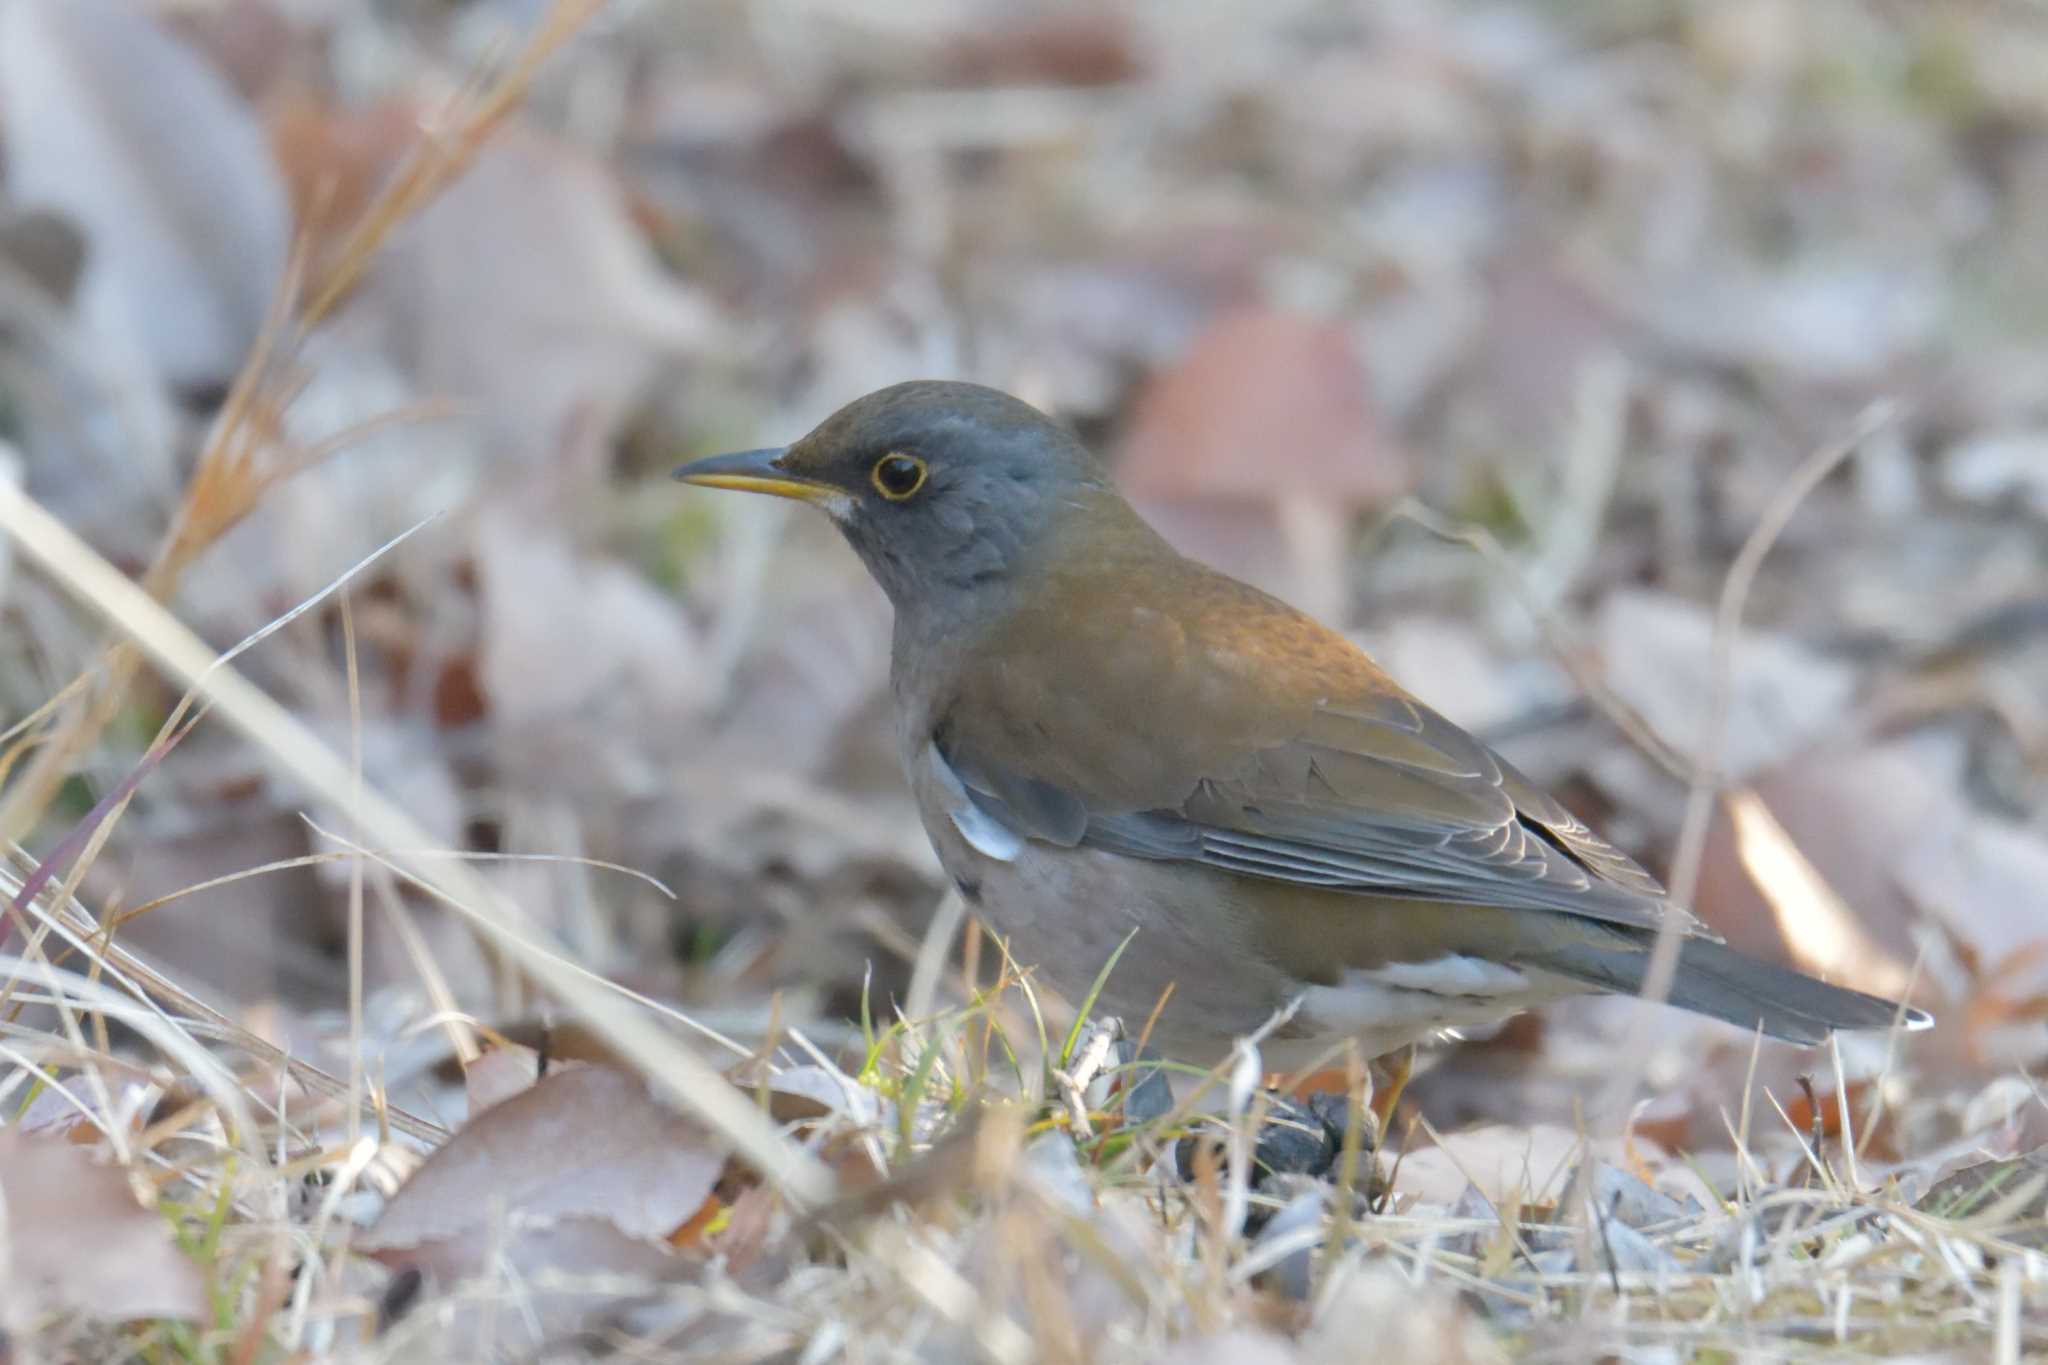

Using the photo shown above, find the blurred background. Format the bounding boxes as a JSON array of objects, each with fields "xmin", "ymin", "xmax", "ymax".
[{"xmin": 1, "ymin": 0, "xmax": 2044, "ymax": 1161}]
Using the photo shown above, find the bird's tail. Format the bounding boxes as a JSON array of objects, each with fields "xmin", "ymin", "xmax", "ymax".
[{"xmin": 1535, "ymin": 937, "xmax": 1932, "ymax": 1044}]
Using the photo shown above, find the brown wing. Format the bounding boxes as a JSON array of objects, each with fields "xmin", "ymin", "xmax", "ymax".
[{"xmin": 935, "ymin": 554, "xmax": 1703, "ymax": 937}]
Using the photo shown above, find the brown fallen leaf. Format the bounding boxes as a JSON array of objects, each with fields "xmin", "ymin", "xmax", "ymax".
[
  {"xmin": 374, "ymin": 1215, "xmax": 686, "ymax": 1311},
  {"xmin": 1388, "ymin": 1123, "xmax": 1659, "ymax": 1210},
  {"xmin": 473, "ymin": 506, "xmax": 707, "ymax": 801},
  {"xmin": 1119, "ymin": 308, "xmax": 1411, "ymax": 624},
  {"xmin": 462, "ymin": 1043, "xmax": 544, "ymax": 1116},
  {"xmin": 666, "ymin": 1190, "xmax": 725, "ymax": 1249},
  {"xmin": 708, "ymin": 1182, "xmax": 786, "ymax": 1275},
  {"xmin": 1692, "ymin": 741, "xmax": 1941, "ymax": 976},
  {"xmin": 1304, "ymin": 1268, "xmax": 1509, "ymax": 1365},
  {"xmin": 1899, "ymin": 804, "xmax": 2048, "ymax": 1029},
  {"xmin": 0, "ymin": 1130, "xmax": 207, "ymax": 1325},
  {"xmin": 361, "ymin": 1063, "xmax": 726, "ymax": 1283},
  {"xmin": 1724, "ymin": 786, "xmax": 1917, "ymax": 1004},
  {"xmin": 1914, "ymin": 1147, "xmax": 2048, "ymax": 1248},
  {"xmin": 729, "ymin": 1059, "xmax": 887, "ymax": 1128},
  {"xmin": 942, "ymin": 11, "xmax": 1141, "ymax": 87},
  {"xmin": 360, "ymin": 128, "xmax": 714, "ymax": 460},
  {"xmin": 1597, "ymin": 589, "xmax": 1860, "ymax": 784},
  {"xmin": 1693, "ymin": 733, "xmax": 2048, "ymax": 1074}
]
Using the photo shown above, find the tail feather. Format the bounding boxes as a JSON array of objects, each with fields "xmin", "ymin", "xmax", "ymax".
[{"xmin": 1533, "ymin": 937, "xmax": 1932, "ymax": 1043}]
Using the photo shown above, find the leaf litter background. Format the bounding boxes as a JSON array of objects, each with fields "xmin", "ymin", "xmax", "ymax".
[{"xmin": 0, "ymin": 0, "xmax": 2044, "ymax": 1360}]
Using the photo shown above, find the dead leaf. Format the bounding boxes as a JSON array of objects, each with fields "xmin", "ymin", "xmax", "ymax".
[
  {"xmin": 1300, "ymin": 1264, "xmax": 1505, "ymax": 1365},
  {"xmin": 1471, "ymin": 248, "xmax": 1623, "ymax": 451},
  {"xmin": 360, "ymin": 128, "xmax": 714, "ymax": 459},
  {"xmin": 362, "ymin": 1064, "xmax": 726, "ymax": 1283},
  {"xmin": 667, "ymin": 1192, "xmax": 725, "ymax": 1249},
  {"xmin": 942, "ymin": 11, "xmax": 1140, "ymax": 87},
  {"xmin": 1691, "ymin": 732, "xmax": 2048, "ymax": 1073},
  {"xmin": 1900, "ymin": 808, "xmax": 2048, "ymax": 978},
  {"xmin": 1120, "ymin": 309, "xmax": 1408, "ymax": 505},
  {"xmin": 1724, "ymin": 786, "xmax": 1917, "ymax": 1002},
  {"xmin": 267, "ymin": 97, "xmax": 423, "ymax": 279},
  {"xmin": 732, "ymin": 1060, "xmax": 886, "ymax": 1128},
  {"xmin": 0, "ymin": 0, "xmax": 290, "ymax": 389},
  {"xmin": 708, "ymin": 1182, "xmax": 785, "ymax": 1275},
  {"xmin": 463, "ymin": 1044, "xmax": 543, "ymax": 1116},
  {"xmin": 376, "ymin": 1215, "xmax": 685, "ymax": 1307},
  {"xmin": 1389, "ymin": 1123, "xmax": 1658, "ymax": 1210},
  {"xmin": 1693, "ymin": 740, "xmax": 1946, "ymax": 974},
  {"xmin": 1120, "ymin": 309, "xmax": 1410, "ymax": 620},
  {"xmin": 0, "ymin": 208, "xmax": 87, "ymax": 305},
  {"xmin": 1914, "ymin": 1147, "xmax": 2048, "ymax": 1247},
  {"xmin": 0, "ymin": 1130, "xmax": 207, "ymax": 1325},
  {"xmin": 1598, "ymin": 589, "xmax": 1860, "ymax": 783},
  {"xmin": 1152, "ymin": 1331, "xmax": 1299, "ymax": 1365},
  {"xmin": 1634, "ymin": 255, "xmax": 1939, "ymax": 386},
  {"xmin": 1900, "ymin": 809, "xmax": 2048, "ymax": 1067},
  {"xmin": 96, "ymin": 763, "xmax": 335, "ymax": 1007},
  {"xmin": 474, "ymin": 506, "xmax": 707, "ymax": 799},
  {"xmin": 1776, "ymin": 1075, "xmax": 1900, "ymax": 1160}
]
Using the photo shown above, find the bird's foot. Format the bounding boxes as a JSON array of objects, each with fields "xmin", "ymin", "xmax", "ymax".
[
  {"xmin": 1049, "ymin": 1017, "xmax": 1123, "ymax": 1137},
  {"xmin": 1175, "ymin": 1088, "xmax": 1383, "ymax": 1197},
  {"xmin": 1374, "ymin": 1042, "xmax": 1418, "ymax": 1133},
  {"xmin": 1050, "ymin": 1018, "xmax": 1175, "ymax": 1135},
  {"xmin": 1267, "ymin": 1042, "xmax": 1418, "ymax": 1136}
]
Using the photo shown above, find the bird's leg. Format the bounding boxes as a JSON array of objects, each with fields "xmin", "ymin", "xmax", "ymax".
[
  {"xmin": 1266, "ymin": 1043, "xmax": 1415, "ymax": 1132},
  {"xmin": 1175, "ymin": 1089, "xmax": 1382, "ymax": 1196},
  {"xmin": 1051, "ymin": 1017, "xmax": 1122, "ymax": 1136},
  {"xmin": 1112, "ymin": 1037, "xmax": 1174, "ymax": 1125},
  {"xmin": 1371, "ymin": 1043, "xmax": 1418, "ymax": 1132}
]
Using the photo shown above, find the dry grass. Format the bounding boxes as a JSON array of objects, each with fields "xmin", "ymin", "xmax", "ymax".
[
  {"xmin": 0, "ymin": 532, "xmax": 2031, "ymax": 1357},
  {"xmin": 0, "ymin": 0, "xmax": 2043, "ymax": 1361},
  {"xmin": 2, "ymin": 845, "xmax": 2036, "ymax": 1362}
]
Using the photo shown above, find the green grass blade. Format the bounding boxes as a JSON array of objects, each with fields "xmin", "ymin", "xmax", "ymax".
[{"xmin": 1058, "ymin": 925, "xmax": 1139, "ymax": 1068}]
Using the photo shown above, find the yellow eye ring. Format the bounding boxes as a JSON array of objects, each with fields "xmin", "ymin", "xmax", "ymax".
[{"xmin": 871, "ymin": 452, "xmax": 928, "ymax": 501}]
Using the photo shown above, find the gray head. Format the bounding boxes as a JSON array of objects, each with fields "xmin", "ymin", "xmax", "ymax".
[{"xmin": 674, "ymin": 381, "xmax": 1129, "ymax": 618}]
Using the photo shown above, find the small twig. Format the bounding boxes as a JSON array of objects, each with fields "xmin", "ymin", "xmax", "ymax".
[
  {"xmin": 1386, "ymin": 497, "xmax": 1694, "ymax": 781},
  {"xmin": 1829, "ymin": 1030, "xmax": 1863, "ymax": 1193},
  {"xmin": 1648, "ymin": 402, "xmax": 1899, "ymax": 1006},
  {"xmin": 342, "ymin": 588, "xmax": 365, "ymax": 1146},
  {"xmin": 903, "ymin": 887, "xmax": 968, "ymax": 1027},
  {"xmin": 1594, "ymin": 1189, "xmax": 1624, "ymax": 1296},
  {"xmin": 1797, "ymin": 1075, "xmax": 1832, "ymax": 1189}
]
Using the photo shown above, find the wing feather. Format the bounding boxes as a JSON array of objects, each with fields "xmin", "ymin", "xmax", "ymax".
[{"xmin": 929, "ymin": 555, "xmax": 1706, "ymax": 939}]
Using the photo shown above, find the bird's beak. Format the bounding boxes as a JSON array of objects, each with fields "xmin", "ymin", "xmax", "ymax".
[{"xmin": 671, "ymin": 447, "xmax": 838, "ymax": 507}]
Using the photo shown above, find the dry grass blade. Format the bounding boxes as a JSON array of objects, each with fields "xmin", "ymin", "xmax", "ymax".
[
  {"xmin": 297, "ymin": 0, "xmax": 607, "ymax": 325},
  {"xmin": 0, "ymin": 0, "xmax": 597, "ymax": 851},
  {"xmin": 0, "ymin": 479, "xmax": 836, "ymax": 1207},
  {"xmin": 1, "ymin": 5, "xmax": 2037, "ymax": 1359},
  {"xmin": 1385, "ymin": 497, "xmax": 1697, "ymax": 783},
  {"xmin": 0, "ymin": 245, "xmax": 307, "ymax": 845},
  {"xmin": 1651, "ymin": 402, "xmax": 1900, "ymax": 993}
]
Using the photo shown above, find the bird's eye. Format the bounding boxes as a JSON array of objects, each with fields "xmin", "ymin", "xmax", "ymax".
[{"xmin": 870, "ymin": 452, "xmax": 928, "ymax": 501}]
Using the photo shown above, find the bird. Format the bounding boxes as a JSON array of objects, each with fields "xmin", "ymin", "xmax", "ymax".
[{"xmin": 674, "ymin": 380, "xmax": 1931, "ymax": 1089}]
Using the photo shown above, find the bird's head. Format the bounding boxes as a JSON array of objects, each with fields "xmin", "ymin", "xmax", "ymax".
[{"xmin": 675, "ymin": 381, "xmax": 1132, "ymax": 614}]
